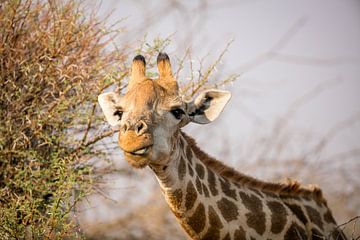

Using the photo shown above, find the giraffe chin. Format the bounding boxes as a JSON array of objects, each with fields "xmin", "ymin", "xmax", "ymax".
[{"xmin": 123, "ymin": 152, "xmax": 150, "ymax": 169}]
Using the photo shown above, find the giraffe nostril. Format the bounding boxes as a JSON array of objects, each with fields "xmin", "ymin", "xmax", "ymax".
[
  {"xmin": 135, "ymin": 121, "xmax": 147, "ymax": 135},
  {"xmin": 122, "ymin": 122, "xmax": 130, "ymax": 133},
  {"xmin": 137, "ymin": 122, "xmax": 143, "ymax": 131}
]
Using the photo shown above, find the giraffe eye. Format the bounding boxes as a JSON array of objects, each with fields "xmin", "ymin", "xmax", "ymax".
[
  {"xmin": 113, "ymin": 110, "xmax": 123, "ymax": 121},
  {"xmin": 170, "ymin": 108, "xmax": 185, "ymax": 120}
]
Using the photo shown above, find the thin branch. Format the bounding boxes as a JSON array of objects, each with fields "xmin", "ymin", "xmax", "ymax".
[
  {"xmin": 175, "ymin": 47, "xmax": 190, "ymax": 79},
  {"xmin": 329, "ymin": 216, "xmax": 360, "ymax": 240},
  {"xmin": 92, "ymin": 186, "xmax": 119, "ymax": 204},
  {"xmin": 83, "ymin": 129, "xmax": 118, "ymax": 148},
  {"xmin": 190, "ymin": 39, "xmax": 234, "ymax": 97}
]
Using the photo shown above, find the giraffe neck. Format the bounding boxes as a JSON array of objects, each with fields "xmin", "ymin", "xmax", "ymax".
[
  {"xmin": 151, "ymin": 131, "xmax": 222, "ymax": 239},
  {"xmin": 149, "ymin": 131, "xmax": 345, "ymax": 240}
]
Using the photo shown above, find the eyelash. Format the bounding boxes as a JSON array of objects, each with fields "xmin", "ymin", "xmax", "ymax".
[{"xmin": 170, "ymin": 109, "xmax": 185, "ymax": 120}]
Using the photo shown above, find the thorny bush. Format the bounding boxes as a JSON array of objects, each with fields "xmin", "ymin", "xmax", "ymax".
[{"xmin": 0, "ymin": 0, "xmax": 127, "ymax": 238}]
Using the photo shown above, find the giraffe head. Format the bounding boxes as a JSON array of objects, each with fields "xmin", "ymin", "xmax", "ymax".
[{"xmin": 98, "ymin": 53, "xmax": 231, "ymax": 168}]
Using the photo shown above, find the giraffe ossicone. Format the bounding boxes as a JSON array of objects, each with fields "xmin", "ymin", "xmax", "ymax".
[{"xmin": 98, "ymin": 53, "xmax": 347, "ymax": 240}]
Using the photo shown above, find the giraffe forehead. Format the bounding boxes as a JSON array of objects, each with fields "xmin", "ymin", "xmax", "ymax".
[
  {"xmin": 122, "ymin": 79, "xmax": 181, "ymax": 111},
  {"xmin": 123, "ymin": 80, "xmax": 158, "ymax": 108}
]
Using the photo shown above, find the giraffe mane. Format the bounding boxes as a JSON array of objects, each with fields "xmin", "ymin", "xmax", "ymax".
[{"xmin": 181, "ymin": 131, "xmax": 327, "ymax": 206}]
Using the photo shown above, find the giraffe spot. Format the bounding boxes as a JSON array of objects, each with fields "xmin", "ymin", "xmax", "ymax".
[
  {"xmin": 208, "ymin": 170, "xmax": 218, "ymax": 196},
  {"xmin": 208, "ymin": 205, "xmax": 223, "ymax": 228},
  {"xmin": 284, "ymin": 222, "xmax": 307, "ymax": 240},
  {"xmin": 262, "ymin": 191, "xmax": 278, "ymax": 198},
  {"xmin": 202, "ymin": 226, "xmax": 220, "ymax": 240},
  {"xmin": 222, "ymin": 233, "xmax": 231, "ymax": 240},
  {"xmin": 188, "ymin": 163, "xmax": 194, "ymax": 177},
  {"xmin": 186, "ymin": 145, "xmax": 193, "ymax": 164},
  {"xmin": 168, "ymin": 188, "xmax": 182, "ymax": 210},
  {"xmin": 239, "ymin": 191, "xmax": 266, "ymax": 235},
  {"xmin": 195, "ymin": 176, "xmax": 203, "ymax": 195},
  {"xmin": 185, "ymin": 181, "xmax": 197, "ymax": 210},
  {"xmin": 219, "ymin": 177, "xmax": 237, "ymax": 200},
  {"xmin": 305, "ymin": 205, "xmax": 324, "ymax": 230},
  {"xmin": 195, "ymin": 163, "xmax": 205, "ymax": 179},
  {"xmin": 234, "ymin": 182, "xmax": 241, "ymax": 188},
  {"xmin": 217, "ymin": 197, "xmax": 238, "ymax": 222},
  {"xmin": 202, "ymin": 183, "xmax": 210, "ymax": 197},
  {"xmin": 303, "ymin": 195, "xmax": 311, "ymax": 201},
  {"xmin": 311, "ymin": 228, "xmax": 325, "ymax": 240},
  {"xmin": 250, "ymin": 188, "xmax": 263, "ymax": 197},
  {"xmin": 314, "ymin": 198, "xmax": 323, "ymax": 207},
  {"xmin": 187, "ymin": 203, "xmax": 206, "ymax": 233},
  {"xmin": 323, "ymin": 209, "xmax": 336, "ymax": 224},
  {"xmin": 284, "ymin": 203, "xmax": 308, "ymax": 226},
  {"xmin": 250, "ymin": 237, "xmax": 256, "ymax": 240},
  {"xmin": 239, "ymin": 192, "xmax": 261, "ymax": 211},
  {"xmin": 267, "ymin": 201, "xmax": 288, "ymax": 234},
  {"xmin": 178, "ymin": 156, "xmax": 186, "ymax": 181},
  {"xmin": 233, "ymin": 226, "xmax": 246, "ymax": 240},
  {"xmin": 246, "ymin": 212, "xmax": 266, "ymax": 236}
]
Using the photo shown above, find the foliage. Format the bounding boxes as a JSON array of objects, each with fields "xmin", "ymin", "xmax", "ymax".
[{"xmin": 0, "ymin": 0, "xmax": 126, "ymax": 238}]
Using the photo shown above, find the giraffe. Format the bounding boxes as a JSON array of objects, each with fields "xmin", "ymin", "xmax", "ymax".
[{"xmin": 98, "ymin": 53, "xmax": 347, "ymax": 240}]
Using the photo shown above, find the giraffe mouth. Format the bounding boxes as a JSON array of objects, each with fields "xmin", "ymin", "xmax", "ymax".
[
  {"xmin": 127, "ymin": 145, "xmax": 152, "ymax": 156},
  {"xmin": 123, "ymin": 145, "xmax": 153, "ymax": 169}
]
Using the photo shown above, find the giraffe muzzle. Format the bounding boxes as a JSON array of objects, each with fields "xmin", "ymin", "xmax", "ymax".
[{"xmin": 118, "ymin": 131, "xmax": 153, "ymax": 152}]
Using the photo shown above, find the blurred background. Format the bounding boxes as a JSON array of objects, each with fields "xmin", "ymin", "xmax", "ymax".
[
  {"xmin": 0, "ymin": 0, "xmax": 359, "ymax": 239},
  {"xmin": 78, "ymin": 0, "xmax": 360, "ymax": 239}
]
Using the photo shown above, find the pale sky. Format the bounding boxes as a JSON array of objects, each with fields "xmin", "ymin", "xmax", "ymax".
[
  {"xmin": 92, "ymin": 0, "xmax": 360, "ymax": 163},
  {"xmin": 80, "ymin": 0, "xmax": 360, "ymax": 229}
]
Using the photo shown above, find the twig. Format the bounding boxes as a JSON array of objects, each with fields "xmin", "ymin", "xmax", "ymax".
[
  {"xmin": 175, "ymin": 47, "xmax": 190, "ymax": 79},
  {"xmin": 336, "ymin": 216, "xmax": 360, "ymax": 229},
  {"xmin": 92, "ymin": 186, "xmax": 119, "ymax": 204},
  {"xmin": 190, "ymin": 39, "xmax": 234, "ymax": 97},
  {"xmin": 328, "ymin": 216, "xmax": 360, "ymax": 240},
  {"xmin": 82, "ymin": 129, "xmax": 118, "ymax": 148}
]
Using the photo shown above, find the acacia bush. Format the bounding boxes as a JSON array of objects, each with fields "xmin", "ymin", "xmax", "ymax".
[{"xmin": 0, "ymin": 0, "xmax": 127, "ymax": 238}]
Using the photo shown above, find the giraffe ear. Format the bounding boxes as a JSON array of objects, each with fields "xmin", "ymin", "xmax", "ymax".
[
  {"xmin": 98, "ymin": 92, "xmax": 122, "ymax": 126},
  {"xmin": 187, "ymin": 89, "xmax": 231, "ymax": 124}
]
